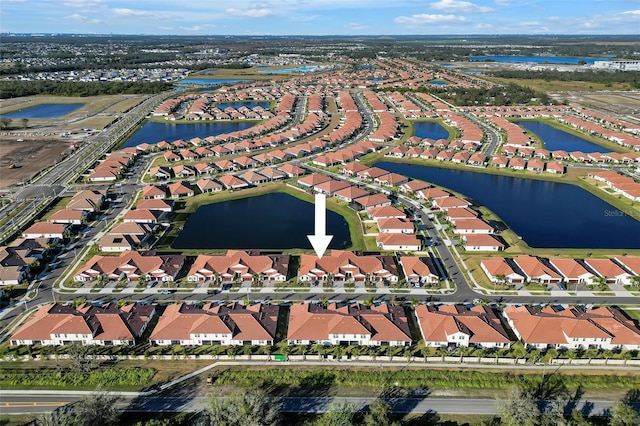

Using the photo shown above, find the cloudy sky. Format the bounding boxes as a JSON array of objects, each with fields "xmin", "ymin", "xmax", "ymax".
[{"xmin": 2, "ymin": 0, "xmax": 639, "ymax": 35}]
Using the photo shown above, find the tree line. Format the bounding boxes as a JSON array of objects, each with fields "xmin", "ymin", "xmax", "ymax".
[
  {"xmin": 488, "ymin": 69, "xmax": 640, "ymax": 89},
  {"xmin": 0, "ymin": 80, "xmax": 174, "ymax": 98},
  {"xmin": 381, "ymin": 84, "xmax": 553, "ymax": 106},
  {"xmin": 33, "ymin": 385, "xmax": 640, "ymax": 426}
]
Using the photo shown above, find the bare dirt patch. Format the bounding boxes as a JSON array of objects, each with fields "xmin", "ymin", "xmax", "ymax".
[{"xmin": 0, "ymin": 137, "xmax": 70, "ymax": 190}]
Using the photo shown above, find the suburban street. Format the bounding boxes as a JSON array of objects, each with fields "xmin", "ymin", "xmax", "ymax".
[{"xmin": 1, "ymin": 392, "xmax": 631, "ymax": 416}]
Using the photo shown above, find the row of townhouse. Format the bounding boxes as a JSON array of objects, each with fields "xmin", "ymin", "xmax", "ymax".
[
  {"xmin": 0, "ymin": 238, "xmax": 50, "ymax": 285},
  {"xmin": 370, "ymin": 177, "xmax": 507, "ymax": 252},
  {"xmin": 487, "ymin": 116, "xmax": 532, "ymax": 148},
  {"xmin": 185, "ymin": 105, "xmax": 273, "ymax": 122},
  {"xmin": 482, "ymin": 255, "xmax": 640, "ymax": 285},
  {"xmin": 12, "ymin": 301, "xmax": 640, "ymax": 351},
  {"xmin": 75, "ymin": 249, "xmax": 444, "ymax": 288},
  {"xmin": 389, "ymin": 146, "xmax": 487, "ymax": 166},
  {"xmin": 87, "ymin": 150, "xmax": 137, "ymax": 182},
  {"xmin": 499, "ymin": 145, "xmax": 640, "ymax": 165},
  {"xmin": 73, "ymin": 250, "xmax": 186, "ymax": 283},
  {"xmin": 157, "ymin": 111, "xmax": 325, "ymax": 165},
  {"xmin": 403, "ymin": 136, "xmax": 482, "ymax": 152},
  {"xmin": 298, "ymin": 172, "xmax": 422, "ymax": 251},
  {"xmin": 490, "ymin": 155, "xmax": 566, "ymax": 174},
  {"xmin": 558, "ymin": 115, "xmax": 640, "ymax": 151},
  {"xmin": 142, "ymin": 93, "xmax": 298, "ymax": 153},
  {"xmin": 143, "ymin": 164, "xmax": 306, "ymax": 202},
  {"xmin": 572, "ymin": 105, "xmax": 640, "ymax": 136},
  {"xmin": 588, "ymin": 170, "xmax": 640, "ymax": 202},
  {"xmin": 1, "ymin": 189, "xmax": 110, "ymax": 284},
  {"xmin": 362, "ymin": 91, "xmax": 402, "ymax": 142}
]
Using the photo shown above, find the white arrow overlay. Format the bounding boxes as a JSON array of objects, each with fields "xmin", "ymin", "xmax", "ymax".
[{"xmin": 307, "ymin": 192, "xmax": 333, "ymax": 259}]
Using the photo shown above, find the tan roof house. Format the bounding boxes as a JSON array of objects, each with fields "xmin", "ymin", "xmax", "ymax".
[
  {"xmin": 287, "ymin": 302, "xmax": 411, "ymax": 347},
  {"xmin": 149, "ymin": 302, "xmax": 279, "ymax": 346},
  {"xmin": 10, "ymin": 302, "xmax": 155, "ymax": 346},
  {"xmin": 415, "ymin": 304, "xmax": 511, "ymax": 348}
]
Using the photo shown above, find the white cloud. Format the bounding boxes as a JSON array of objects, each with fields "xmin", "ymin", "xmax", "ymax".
[
  {"xmin": 394, "ymin": 13, "xmax": 468, "ymax": 24},
  {"xmin": 622, "ymin": 9, "xmax": 640, "ymax": 15},
  {"xmin": 474, "ymin": 23, "xmax": 492, "ymax": 28},
  {"xmin": 111, "ymin": 8, "xmax": 156, "ymax": 18},
  {"xmin": 65, "ymin": 13, "xmax": 103, "ymax": 24},
  {"xmin": 226, "ymin": 8, "xmax": 276, "ymax": 18},
  {"xmin": 63, "ymin": 0, "xmax": 104, "ymax": 7},
  {"xmin": 346, "ymin": 22, "xmax": 368, "ymax": 31},
  {"xmin": 430, "ymin": 0, "xmax": 494, "ymax": 13},
  {"xmin": 493, "ymin": 0, "xmax": 510, "ymax": 5},
  {"xmin": 179, "ymin": 24, "xmax": 217, "ymax": 31}
]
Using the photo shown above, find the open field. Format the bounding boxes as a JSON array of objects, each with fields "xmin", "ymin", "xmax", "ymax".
[
  {"xmin": 0, "ymin": 138, "xmax": 71, "ymax": 190},
  {"xmin": 188, "ymin": 65, "xmax": 333, "ymax": 81},
  {"xmin": 567, "ymin": 91, "xmax": 640, "ymax": 120},
  {"xmin": 482, "ymin": 76, "xmax": 633, "ymax": 92},
  {"xmin": 0, "ymin": 94, "xmax": 148, "ymax": 190}
]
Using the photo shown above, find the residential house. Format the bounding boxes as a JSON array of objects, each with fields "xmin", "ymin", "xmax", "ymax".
[
  {"xmin": 149, "ymin": 303, "xmax": 279, "ymax": 346},
  {"xmin": 399, "ymin": 256, "xmax": 441, "ymax": 286},
  {"xmin": 187, "ymin": 250, "xmax": 289, "ymax": 283},
  {"xmin": 583, "ymin": 258, "xmax": 634, "ymax": 285},
  {"xmin": 503, "ymin": 305, "xmax": 640, "ymax": 350},
  {"xmin": 298, "ymin": 250, "xmax": 398, "ymax": 285},
  {"xmin": 354, "ymin": 194, "xmax": 392, "ymax": 210},
  {"xmin": 218, "ymin": 174, "xmax": 250, "ymax": 190},
  {"xmin": 22, "ymin": 222, "xmax": 66, "ymax": 239},
  {"xmin": 47, "ymin": 209, "xmax": 86, "ymax": 226},
  {"xmin": 548, "ymin": 258, "xmax": 597, "ymax": 285},
  {"xmin": 415, "ymin": 304, "xmax": 511, "ymax": 348},
  {"xmin": 512, "ymin": 255, "xmax": 562, "ymax": 284},
  {"xmin": 461, "ymin": 234, "xmax": 505, "ymax": 251},
  {"xmin": 10, "ymin": 302, "xmax": 156, "ymax": 346},
  {"xmin": 73, "ymin": 250, "xmax": 185, "ymax": 283},
  {"xmin": 376, "ymin": 233, "xmax": 421, "ymax": 251},
  {"xmin": 480, "ymin": 258, "xmax": 525, "ymax": 284},
  {"xmin": 167, "ymin": 181, "xmax": 195, "ymax": 198},
  {"xmin": 287, "ymin": 302, "xmax": 411, "ymax": 347}
]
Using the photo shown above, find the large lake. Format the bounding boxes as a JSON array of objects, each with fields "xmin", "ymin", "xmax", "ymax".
[
  {"xmin": 172, "ymin": 192, "xmax": 352, "ymax": 250},
  {"xmin": 121, "ymin": 121, "xmax": 256, "ymax": 148},
  {"xmin": 1, "ymin": 103, "xmax": 84, "ymax": 118},
  {"xmin": 413, "ymin": 121, "xmax": 450, "ymax": 140},
  {"xmin": 515, "ymin": 121, "xmax": 611, "ymax": 153},
  {"xmin": 469, "ymin": 55, "xmax": 597, "ymax": 64},
  {"xmin": 375, "ymin": 162, "xmax": 640, "ymax": 249}
]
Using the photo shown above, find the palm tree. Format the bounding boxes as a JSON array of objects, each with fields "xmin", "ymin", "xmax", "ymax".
[
  {"xmin": 137, "ymin": 274, "xmax": 148, "ymax": 288},
  {"xmin": 631, "ymin": 275, "xmax": 640, "ymax": 288},
  {"xmin": 326, "ymin": 272, "xmax": 334, "ymax": 287},
  {"xmin": 252, "ymin": 273, "xmax": 262, "ymax": 287}
]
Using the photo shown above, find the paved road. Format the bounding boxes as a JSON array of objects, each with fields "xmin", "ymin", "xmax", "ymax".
[
  {"xmin": 0, "ymin": 392, "xmax": 627, "ymax": 416},
  {"xmin": 0, "ymin": 91, "xmax": 176, "ymax": 244}
]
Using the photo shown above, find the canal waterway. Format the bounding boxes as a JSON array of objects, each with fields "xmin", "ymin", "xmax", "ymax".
[
  {"xmin": 121, "ymin": 121, "xmax": 256, "ymax": 148},
  {"xmin": 375, "ymin": 161, "xmax": 640, "ymax": 249},
  {"xmin": 515, "ymin": 121, "xmax": 611, "ymax": 153}
]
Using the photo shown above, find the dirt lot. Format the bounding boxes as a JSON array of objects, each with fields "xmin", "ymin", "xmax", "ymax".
[
  {"xmin": 0, "ymin": 137, "xmax": 70, "ymax": 190},
  {"xmin": 0, "ymin": 94, "xmax": 147, "ymax": 191}
]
